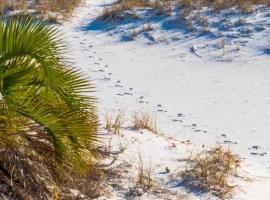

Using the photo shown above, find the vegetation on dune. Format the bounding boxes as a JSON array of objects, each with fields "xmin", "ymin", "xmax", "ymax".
[
  {"xmin": 0, "ymin": 0, "xmax": 82, "ymax": 17},
  {"xmin": 0, "ymin": 16, "xmax": 99, "ymax": 198},
  {"xmin": 180, "ymin": 146, "xmax": 241, "ymax": 199},
  {"xmin": 132, "ymin": 111, "xmax": 158, "ymax": 134},
  {"xmin": 100, "ymin": 0, "xmax": 270, "ymax": 21}
]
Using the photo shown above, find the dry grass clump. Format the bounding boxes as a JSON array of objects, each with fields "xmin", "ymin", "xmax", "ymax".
[
  {"xmin": 132, "ymin": 111, "xmax": 158, "ymax": 133},
  {"xmin": 100, "ymin": 5, "xmax": 127, "ymax": 20},
  {"xmin": 99, "ymin": 0, "xmax": 270, "ymax": 21},
  {"xmin": 100, "ymin": 0, "xmax": 144, "ymax": 20},
  {"xmin": 180, "ymin": 146, "xmax": 241, "ymax": 199},
  {"xmin": 136, "ymin": 153, "xmax": 153, "ymax": 190},
  {"xmin": 0, "ymin": 0, "xmax": 82, "ymax": 17},
  {"xmin": 127, "ymin": 152, "xmax": 153, "ymax": 197},
  {"xmin": 0, "ymin": 0, "xmax": 25, "ymax": 15},
  {"xmin": 0, "ymin": 147, "xmax": 57, "ymax": 200},
  {"xmin": 47, "ymin": 0, "xmax": 82, "ymax": 13},
  {"xmin": 105, "ymin": 112, "xmax": 124, "ymax": 135},
  {"xmin": 100, "ymin": 0, "xmax": 174, "ymax": 21},
  {"xmin": 203, "ymin": 0, "xmax": 255, "ymax": 13},
  {"xmin": 148, "ymin": 0, "xmax": 172, "ymax": 15},
  {"xmin": 179, "ymin": 7, "xmax": 192, "ymax": 20},
  {"xmin": 213, "ymin": 0, "xmax": 227, "ymax": 11},
  {"xmin": 237, "ymin": 0, "xmax": 253, "ymax": 13},
  {"xmin": 0, "ymin": 123, "xmax": 109, "ymax": 199},
  {"xmin": 127, "ymin": 23, "xmax": 154, "ymax": 39},
  {"xmin": 178, "ymin": 0, "xmax": 193, "ymax": 8}
]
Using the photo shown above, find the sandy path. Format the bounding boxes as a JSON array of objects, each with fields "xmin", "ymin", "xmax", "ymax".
[{"xmin": 61, "ymin": 1, "xmax": 270, "ymax": 199}]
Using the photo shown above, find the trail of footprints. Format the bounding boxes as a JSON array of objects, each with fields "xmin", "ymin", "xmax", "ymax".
[
  {"xmin": 79, "ymin": 35, "xmax": 236, "ymax": 136},
  {"xmin": 76, "ymin": 34, "xmax": 269, "ymax": 168}
]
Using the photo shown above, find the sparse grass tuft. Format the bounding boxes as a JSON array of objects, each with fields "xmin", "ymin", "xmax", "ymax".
[
  {"xmin": 148, "ymin": 0, "xmax": 171, "ymax": 15},
  {"xmin": 180, "ymin": 146, "xmax": 241, "ymax": 199},
  {"xmin": 238, "ymin": 0, "xmax": 253, "ymax": 14},
  {"xmin": 136, "ymin": 152, "xmax": 153, "ymax": 190},
  {"xmin": 100, "ymin": 5, "xmax": 125, "ymax": 20},
  {"xmin": 105, "ymin": 112, "xmax": 124, "ymax": 135},
  {"xmin": 178, "ymin": 0, "xmax": 193, "ymax": 8},
  {"xmin": 100, "ymin": 0, "xmax": 174, "ymax": 21},
  {"xmin": 179, "ymin": 7, "xmax": 191, "ymax": 21},
  {"xmin": 132, "ymin": 111, "xmax": 158, "ymax": 133},
  {"xmin": 100, "ymin": 0, "xmax": 144, "ymax": 20}
]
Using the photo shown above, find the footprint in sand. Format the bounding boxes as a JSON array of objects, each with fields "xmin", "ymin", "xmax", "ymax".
[
  {"xmin": 194, "ymin": 129, "xmax": 207, "ymax": 133},
  {"xmin": 157, "ymin": 109, "xmax": 167, "ymax": 112},
  {"xmin": 251, "ymin": 145, "xmax": 259, "ymax": 150},
  {"xmin": 250, "ymin": 152, "xmax": 267, "ymax": 156},
  {"xmin": 223, "ymin": 140, "xmax": 237, "ymax": 145},
  {"xmin": 123, "ymin": 92, "xmax": 133, "ymax": 96},
  {"xmin": 103, "ymin": 77, "xmax": 110, "ymax": 81},
  {"xmin": 249, "ymin": 145, "xmax": 267, "ymax": 156},
  {"xmin": 156, "ymin": 104, "xmax": 167, "ymax": 112},
  {"xmin": 172, "ymin": 119, "xmax": 183, "ymax": 123},
  {"xmin": 177, "ymin": 113, "xmax": 184, "ymax": 117},
  {"xmin": 221, "ymin": 134, "xmax": 227, "ymax": 137}
]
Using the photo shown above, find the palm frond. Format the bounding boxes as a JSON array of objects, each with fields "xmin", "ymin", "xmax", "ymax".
[{"xmin": 0, "ymin": 16, "xmax": 98, "ymax": 172}]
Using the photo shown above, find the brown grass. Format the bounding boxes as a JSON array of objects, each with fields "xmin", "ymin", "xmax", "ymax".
[
  {"xmin": 213, "ymin": 0, "xmax": 227, "ymax": 11},
  {"xmin": 100, "ymin": 6, "xmax": 125, "ymax": 20},
  {"xmin": 0, "ymin": 124, "xmax": 106, "ymax": 199},
  {"xmin": 99, "ymin": 0, "xmax": 270, "ymax": 21},
  {"xmin": 178, "ymin": 0, "xmax": 270, "ymax": 11},
  {"xmin": 178, "ymin": 0, "xmax": 193, "ymax": 8},
  {"xmin": 100, "ymin": 0, "xmax": 144, "ymax": 20},
  {"xmin": 105, "ymin": 112, "xmax": 124, "ymax": 135},
  {"xmin": 180, "ymin": 146, "xmax": 241, "ymax": 199},
  {"xmin": 100, "ymin": 0, "xmax": 174, "ymax": 20},
  {"xmin": 136, "ymin": 152, "xmax": 153, "ymax": 190},
  {"xmin": 148, "ymin": 0, "xmax": 172, "ymax": 15},
  {"xmin": 0, "ymin": 0, "xmax": 82, "ymax": 17},
  {"xmin": 132, "ymin": 111, "xmax": 158, "ymax": 134},
  {"xmin": 179, "ymin": 7, "xmax": 191, "ymax": 20}
]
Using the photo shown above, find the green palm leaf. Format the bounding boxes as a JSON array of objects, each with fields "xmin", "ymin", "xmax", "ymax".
[{"xmin": 0, "ymin": 16, "xmax": 98, "ymax": 172}]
